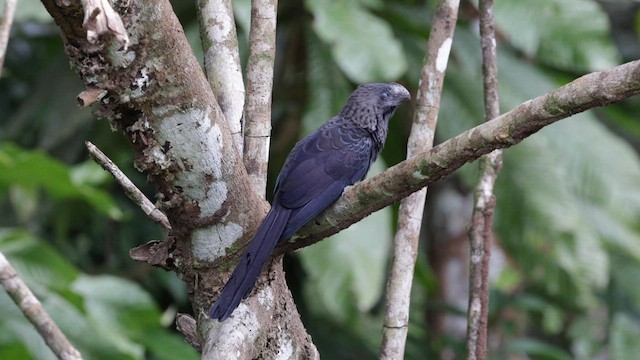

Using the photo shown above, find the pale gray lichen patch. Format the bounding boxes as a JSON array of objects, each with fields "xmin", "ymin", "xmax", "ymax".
[
  {"xmin": 257, "ymin": 286, "xmax": 274, "ymax": 307},
  {"xmin": 153, "ymin": 109, "xmax": 226, "ymax": 212},
  {"xmin": 192, "ymin": 223, "xmax": 243, "ymax": 261},
  {"xmin": 202, "ymin": 181, "xmax": 228, "ymax": 217},
  {"xmin": 412, "ymin": 170, "xmax": 429, "ymax": 180},
  {"xmin": 203, "ymin": 304, "xmax": 260, "ymax": 358},
  {"xmin": 273, "ymin": 330, "xmax": 294, "ymax": 360}
]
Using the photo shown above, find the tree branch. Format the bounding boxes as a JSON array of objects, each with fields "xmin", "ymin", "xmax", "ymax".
[
  {"xmin": 0, "ymin": 252, "xmax": 82, "ymax": 360},
  {"xmin": 280, "ymin": 59, "xmax": 640, "ymax": 253},
  {"xmin": 85, "ymin": 141, "xmax": 172, "ymax": 231},
  {"xmin": 467, "ymin": 1, "xmax": 502, "ymax": 359},
  {"xmin": 243, "ymin": 0, "xmax": 278, "ymax": 197},
  {"xmin": 196, "ymin": 0, "xmax": 245, "ymax": 153},
  {"xmin": 0, "ymin": 0, "xmax": 17, "ymax": 77},
  {"xmin": 380, "ymin": 1, "xmax": 460, "ymax": 358}
]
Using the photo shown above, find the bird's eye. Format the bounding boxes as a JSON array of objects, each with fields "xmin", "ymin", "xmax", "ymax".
[{"xmin": 381, "ymin": 91, "xmax": 390, "ymax": 100}]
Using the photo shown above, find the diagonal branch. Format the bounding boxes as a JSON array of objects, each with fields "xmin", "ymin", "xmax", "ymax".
[
  {"xmin": 467, "ymin": 0, "xmax": 502, "ymax": 359},
  {"xmin": 85, "ymin": 141, "xmax": 172, "ymax": 231},
  {"xmin": 380, "ymin": 1, "xmax": 460, "ymax": 358},
  {"xmin": 0, "ymin": 252, "xmax": 82, "ymax": 360},
  {"xmin": 196, "ymin": 0, "xmax": 245, "ymax": 153},
  {"xmin": 279, "ymin": 59, "xmax": 640, "ymax": 253},
  {"xmin": 0, "ymin": 0, "xmax": 17, "ymax": 77},
  {"xmin": 243, "ymin": 0, "xmax": 278, "ymax": 198}
]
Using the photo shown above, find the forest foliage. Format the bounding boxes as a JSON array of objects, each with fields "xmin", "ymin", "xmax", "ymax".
[{"xmin": 1, "ymin": 0, "xmax": 640, "ymax": 359}]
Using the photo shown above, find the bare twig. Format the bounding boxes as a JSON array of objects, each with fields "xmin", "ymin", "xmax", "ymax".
[
  {"xmin": 380, "ymin": 1, "xmax": 460, "ymax": 359},
  {"xmin": 0, "ymin": 0, "xmax": 17, "ymax": 77},
  {"xmin": 243, "ymin": 0, "xmax": 278, "ymax": 198},
  {"xmin": 281, "ymin": 59, "xmax": 640, "ymax": 252},
  {"xmin": 466, "ymin": 2, "xmax": 502, "ymax": 359},
  {"xmin": 85, "ymin": 141, "xmax": 172, "ymax": 231},
  {"xmin": 196, "ymin": 0, "xmax": 245, "ymax": 153},
  {"xmin": 0, "ymin": 252, "xmax": 83, "ymax": 360}
]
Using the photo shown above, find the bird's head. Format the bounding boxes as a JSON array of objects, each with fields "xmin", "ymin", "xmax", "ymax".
[{"xmin": 340, "ymin": 82, "xmax": 411, "ymax": 140}]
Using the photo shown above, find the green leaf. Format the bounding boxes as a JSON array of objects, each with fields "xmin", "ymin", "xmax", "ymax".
[
  {"xmin": 493, "ymin": 0, "xmax": 619, "ymax": 72},
  {"xmin": 0, "ymin": 230, "xmax": 196, "ymax": 360},
  {"xmin": 568, "ymin": 314, "xmax": 607, "ymax": 359},
  {"xmin": 307, "ymin": 0, "xmax": 407, "ymax": 83},
  {"xmin": 496, "ymin": 52, "xmax": 640, "ymax": 307},
  {"xmin": 611, "ymin": 313, "xmax": 640, "ymax": 360},
  {"xmin": 0, "ymin": 229, "xmax": 78, "ymax": 292},
  {"xmin": 72, "ymin": 274, "xmax": 198, "ymax": 359},
  {"xmin": 0, "ymin": 143, "xmax": 122, "ymax": 219},
  {"xmin": 136, "ymin": 329, "xmax": 199, "ymax": 360},
  {"xmin": 302, "ymin": 32, "xmax": 353, "ymax": 134},
  {"xmin": 506, "ymin": 338, "xmax": 573, "ymax": 360},
  {"xmin": 72, "ymin": 275, "xmax": 159, "ymax": 337},
  {"xmin": 299, "ymin": 159, "xmax": 393, "ymax": 321}
]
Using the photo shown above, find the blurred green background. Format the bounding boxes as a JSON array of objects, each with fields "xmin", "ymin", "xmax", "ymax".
[{"xmin": 2, "ymin": 0, "xmax": 640, "ymax": 359}]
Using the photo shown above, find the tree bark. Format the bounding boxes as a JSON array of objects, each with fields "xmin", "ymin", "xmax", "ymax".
[
  {"xmin": 40, "ymin": 0, "xmax": 316, "ymax": 358},
  {"xmin": 467, "ymin": 1, "xmax": 503, "ymax": 358},
  {"xmin": 196, "ymin": 0, "xmax": 245, "ymax": 153},
  {"xmin": 381, "ymin": 0, "xmax": 459, "ymax": 358}
]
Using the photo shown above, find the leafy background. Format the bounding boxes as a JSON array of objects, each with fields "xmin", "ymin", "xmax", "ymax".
[{"xmin": 2, "ymin": 0, "xmax": 640, "ymax": 359}]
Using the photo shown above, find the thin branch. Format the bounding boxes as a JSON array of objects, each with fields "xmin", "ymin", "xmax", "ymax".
[
  {"xmin": 243, "ymin": 0, "xmax": 278, "ymax": 198},
  {"xmin": 85, "ymin": 141, "xmax": 172, "ymax": 231},
  {"xmin": 0, "ymin": 0, "xmax": 17, "ymax": 77},
  {"xmin": 0, "ymin": 252, "xmax": 83, "ymax": 360},
  {"xmin": 380, "ymin": 1, "xmax": 460, "ymax": 358},
  {"xmin": 196, "ymin": 0, "xmax": 245, "ymax": 153},
  {"xmin": 279, "ymin": 59, "xmax": 640, "ymax": 253},
  {"xmin": 467, "ymin": 1, "xmax": 502, "ymax": 359}
]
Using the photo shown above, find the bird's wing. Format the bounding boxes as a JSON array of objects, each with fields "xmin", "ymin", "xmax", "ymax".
[
  {"xmin": 276, "ymin": 123, "xmax": 373, "ymax": 208},
  {"xmin": 275, "ymin": 122, "xmax": 374, "ymax": 240}
]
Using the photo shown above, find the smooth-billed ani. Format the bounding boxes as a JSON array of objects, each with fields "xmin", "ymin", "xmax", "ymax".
[{"xmin": 210, "ymin": 82, "xmax": 411, "ymax": 321}]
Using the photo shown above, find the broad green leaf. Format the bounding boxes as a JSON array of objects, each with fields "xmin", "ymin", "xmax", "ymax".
[
  {"xmin": 299, "ymin": 159, "xmax": 393, "ymax": 321},
  {"xmin": 0, "ymin": 229, "xmax": 78, "ymax": 292},
  {"xmin": 440, "ymin": 27, "xmax": 640, "ymax": 316},
  {"xmin": 610, "ymin": 253, "xmax": 640, "ymax": 309},
  {"xmin": 506, "ymin": 338, "xmax": 573, "ymax": 360},
  {"xmin": 302, "ymin": 32, "xmax": 352, "ymax": 133},
  {"xmin": 135, "ymin": 329, "xmax": 199, "ymax": 360},
  {"xmin": 493, "ymin": 0, "xmax": 619, "ymax": 72},
  {"xmin": 44, "ymin": 292, "xmax": 138, "ymax": 360},
  {"xmin": 307, "ymin": 0, "xmax": 407, "ymax": 83},
  {"xmin": 568, "ymin": 314, "xmax": 607, "ymax": 359},
  {"xmin": 497, "ymin": 52, "xmax": 639, "ymax": 307},
  {"xmin": 72, "ymin": 275, "xmax": 159, "ymax": 336},
  {"xmin": 0, "ymin": 231, "xmax": 196, "ymax": 360},
  {"xmin": 72, "ymin": 274, "xmax": 197, "ymax": 359},
  {"xmin": 0, "ymin": 143, "xmax": 122, "ymax": 219},
  {"xmin": 611, "ymin": 313, "xmax": 640, "ymax": 360}
]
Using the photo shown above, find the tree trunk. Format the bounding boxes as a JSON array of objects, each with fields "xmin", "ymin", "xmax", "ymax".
[{"xmin": 40, "ymin": 0, "xmax": 317, "ymax": 357}]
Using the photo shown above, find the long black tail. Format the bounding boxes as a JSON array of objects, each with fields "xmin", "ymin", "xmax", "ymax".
[{"xmin": 209, "ymin": 203, "xmax": 291, "ymax": 321}]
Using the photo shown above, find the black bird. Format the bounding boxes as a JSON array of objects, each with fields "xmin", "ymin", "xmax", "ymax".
[{"xmin": 209, "ymin": 82, "xmax": 411, "ymax": 321}]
